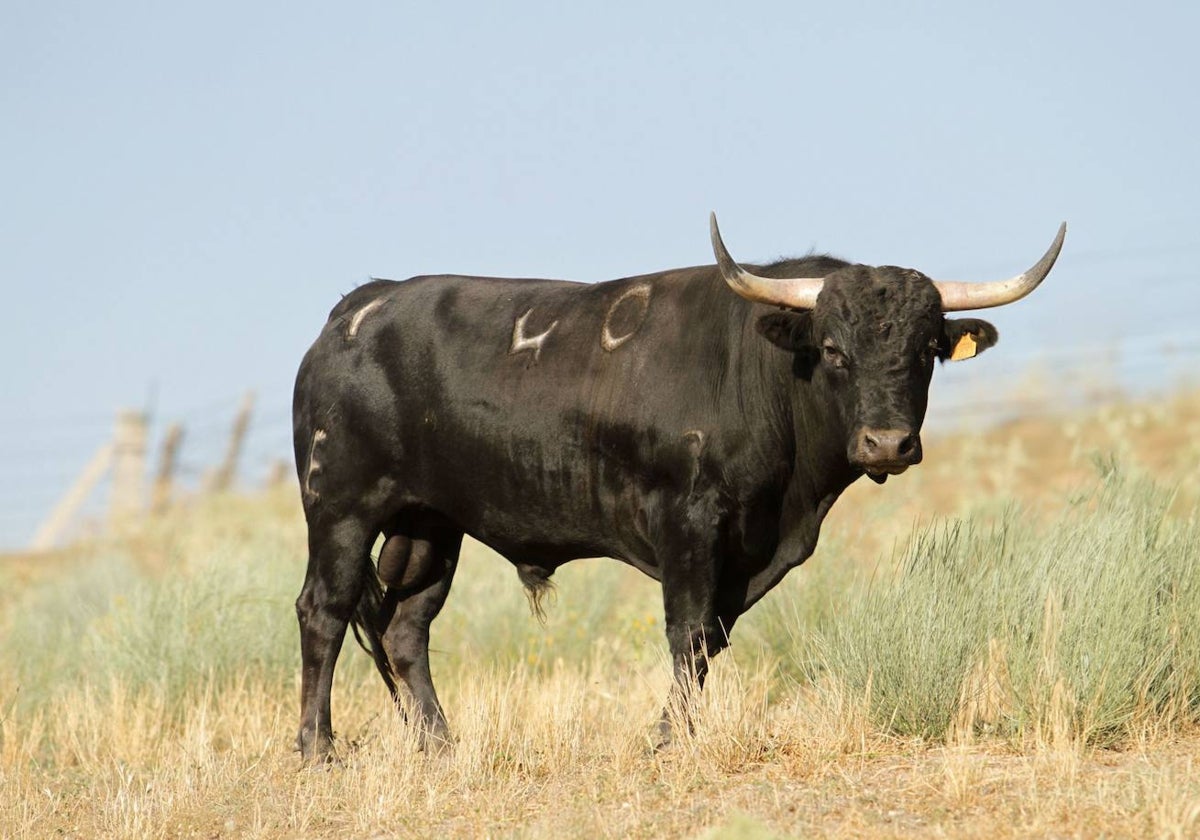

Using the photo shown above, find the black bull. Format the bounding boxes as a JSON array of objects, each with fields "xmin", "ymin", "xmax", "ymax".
[{"xmin": 291, "ymin": 216, "xmax": 1065, "ymax": 760}]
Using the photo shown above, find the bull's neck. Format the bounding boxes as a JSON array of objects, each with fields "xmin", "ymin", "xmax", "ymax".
[
  {"xmin": 790, "ymin": 370, "xmax": 860, "ymax": 504},
  {"xmin": 743, "ymin": 311, "xmax": 860, "ymax": 508}
]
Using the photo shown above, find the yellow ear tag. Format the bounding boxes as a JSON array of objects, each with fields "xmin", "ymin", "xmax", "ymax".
[{"xmin": 949, "ymin": 332, "xmax": 978, "ymax": 361}]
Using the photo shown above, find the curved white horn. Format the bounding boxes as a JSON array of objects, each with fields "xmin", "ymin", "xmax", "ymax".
[
  {"xmin": 934, "ymin": 223, "xmax": 1067, "ymax": 311},
  {"xmin": 710, "ymin": 212, "xmax": 825, "ymax": 310}
]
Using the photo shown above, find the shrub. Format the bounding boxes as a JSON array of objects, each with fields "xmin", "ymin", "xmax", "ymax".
[{"xmin": 809, "ymin": 467, "xmax": 1200, "ymax": 745}]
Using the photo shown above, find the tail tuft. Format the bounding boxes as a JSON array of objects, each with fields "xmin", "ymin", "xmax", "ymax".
[
  {"xmin": 350, "ymin": 554, "xmax": 396, "ymax": 695},
  {"xmin": 516, "ymin": 564, "xmax": 556, "ymax": 625}
]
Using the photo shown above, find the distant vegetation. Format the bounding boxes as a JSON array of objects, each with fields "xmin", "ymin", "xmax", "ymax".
[{"xmin": 3, "ymin": 392, "xmax": 1200, "ymax": 838}]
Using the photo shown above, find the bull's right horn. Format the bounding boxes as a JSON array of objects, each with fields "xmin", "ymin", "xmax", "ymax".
[{"xmin": 711, "ymin": 212, "xmax": 825, "ymax": 310}]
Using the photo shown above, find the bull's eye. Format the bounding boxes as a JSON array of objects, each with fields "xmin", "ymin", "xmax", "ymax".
[{"xmin": 822, "ymin": 339, "xmax": 847, "ymax": 369}]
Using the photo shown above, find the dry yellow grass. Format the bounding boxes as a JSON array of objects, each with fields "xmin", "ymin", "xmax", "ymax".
[
  {"xmin": 3, "ymin": 390, "xmax": 1200, "ymax": 839},
  {"xmin": 6, "ymin": 666, "xmax": 1200, "ymax": 838}
]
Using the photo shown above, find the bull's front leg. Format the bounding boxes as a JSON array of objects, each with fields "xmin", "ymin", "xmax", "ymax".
[{"xmin": 655, "ymin": 522, "xmax": 728, "ymax": 750}]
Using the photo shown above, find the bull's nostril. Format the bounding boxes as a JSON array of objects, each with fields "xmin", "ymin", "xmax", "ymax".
[
  {"xmin": 863, "ymin": 433, "xmax": 880, "ymax": 451},
  {"xmin": 898, "ymin": 435, "xmax": 917, "ymax": 457}
]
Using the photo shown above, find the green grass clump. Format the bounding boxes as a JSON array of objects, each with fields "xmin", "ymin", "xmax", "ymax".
[
  {"xmin": 0, "ymin": 530, "xmax": 302, "ymax": 722},
  {"xmin": 811, "ymin": 466, "xmax": 1200, "ymax": 745}
]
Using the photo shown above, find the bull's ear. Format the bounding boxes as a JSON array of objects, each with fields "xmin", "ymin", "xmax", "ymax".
[
  {"xmin": 940, "ymin": 318, "xmax": 998, "ymax": 362},
  {"xmin": 757, "ymin": 312, "xmax": 818, "ymax": 379},
  {"xmin": 756, "ymin": 312, "xmax": 813, "ymax": 351}
]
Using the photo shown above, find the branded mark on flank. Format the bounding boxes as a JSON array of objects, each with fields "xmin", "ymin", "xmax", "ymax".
[
  {"xmin": 303, "ymin": 429, "xmax": 327, "ymax": 500},
  {"xmin": 683, "ymin": 429, "xmax": 706, "ymax": 491},
  {"xmin": 347, "ymin": 299, "xmax": 385, "ymax": 338},
  {"xmin": 510, "ymin": 308, "xmax": 559, "ymax": 361},
  {"xmin": 602, "ymin": 284, "xmax": 652, "ymax": 351}
]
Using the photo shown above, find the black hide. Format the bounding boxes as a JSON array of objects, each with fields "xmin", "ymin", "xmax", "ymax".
[{"xmin": 290, "ymin": 256, "xmax": 996, "ymax": 759}]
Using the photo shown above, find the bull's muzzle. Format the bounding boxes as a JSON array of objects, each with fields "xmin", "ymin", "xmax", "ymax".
[{"xmin": 852, "ymin": 427, "xmax": 923, "ymax": 476}]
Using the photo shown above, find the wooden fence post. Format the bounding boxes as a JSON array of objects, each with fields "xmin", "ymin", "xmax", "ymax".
[
  {"xmin": 210, "ymin": 391, "xmax": 255, "ymax": 493},
  {"xmin": 264, "ymin": 458, "xmax": 290, "ymax": 490},
  {"xmin": 29, "ymin": 444, "xmax": 114, "ymax": 550},
  {"xmin": 151, "ymin": 422, "xmax": 184, "ymax": 514},
  {"xmin": 109, "ymin": 409, "xmax": 148, "ymax": 526}
]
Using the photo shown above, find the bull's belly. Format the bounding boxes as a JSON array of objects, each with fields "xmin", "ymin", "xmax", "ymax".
[
  {"xmin": 441, "ymin": 485, "xmax": 645, "ymax": 566},
  {"xmin": 470, "ymin": 529, "xmax": 662, "ymax": 583},
  {"xmin": 392, "ymin": 447, "xmax": 659, "ymax": 576}
]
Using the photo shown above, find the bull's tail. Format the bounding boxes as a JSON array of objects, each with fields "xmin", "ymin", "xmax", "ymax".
[{"xmin": 350, "ymin": 553, "xmax": 397, "ymax": 696}]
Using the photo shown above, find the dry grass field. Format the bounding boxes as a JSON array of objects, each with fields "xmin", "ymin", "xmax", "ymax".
[{"xmin": 4, "ymin": 390, "xmax": 1200, "ymax": 838}]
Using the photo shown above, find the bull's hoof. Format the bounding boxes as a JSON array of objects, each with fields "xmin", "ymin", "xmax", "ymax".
[
  {"xmin": 652, "ymin": 719, "xmax": 676, "ymax": 754},
  {"xmin": 296, "ymin": 727, "xmax": 338, "ymax": 766},
  {"xmin": 417, "ymin": 723, "xmax": 455, "ymax": 756}
]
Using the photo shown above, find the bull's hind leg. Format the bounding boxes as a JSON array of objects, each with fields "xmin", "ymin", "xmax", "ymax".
[
  {"xmin": 372, "ymin": 525, "xmax": 463, "ymax": 750},
  {"xmin": 295, "ymin": 515, "xmax": 374, "ymax": 762}
]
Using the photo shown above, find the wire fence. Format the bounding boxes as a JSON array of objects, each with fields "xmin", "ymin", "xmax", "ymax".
[{"xmin": 2, "ymin": 325, "xmax": 1197, "ymax": 553}]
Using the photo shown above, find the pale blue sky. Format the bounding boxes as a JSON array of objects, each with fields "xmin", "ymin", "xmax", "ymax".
[{"xmin": 2, "ymin": 1, "xmax": 1197, "ymax": 548}]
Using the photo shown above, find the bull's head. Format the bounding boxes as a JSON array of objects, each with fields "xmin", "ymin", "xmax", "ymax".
[{"xmin": 711, "ymin": 214, "xmax": 1065, "ymax": 482}]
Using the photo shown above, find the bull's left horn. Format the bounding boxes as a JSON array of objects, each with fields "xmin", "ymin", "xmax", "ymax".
[
  {"xmin": 933, "ymin": 223, "xmax": 1067, "ymax": 312},
  {"xmin": 711, "ymin": 212, "xmax": 825, "ymax": 310}
]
